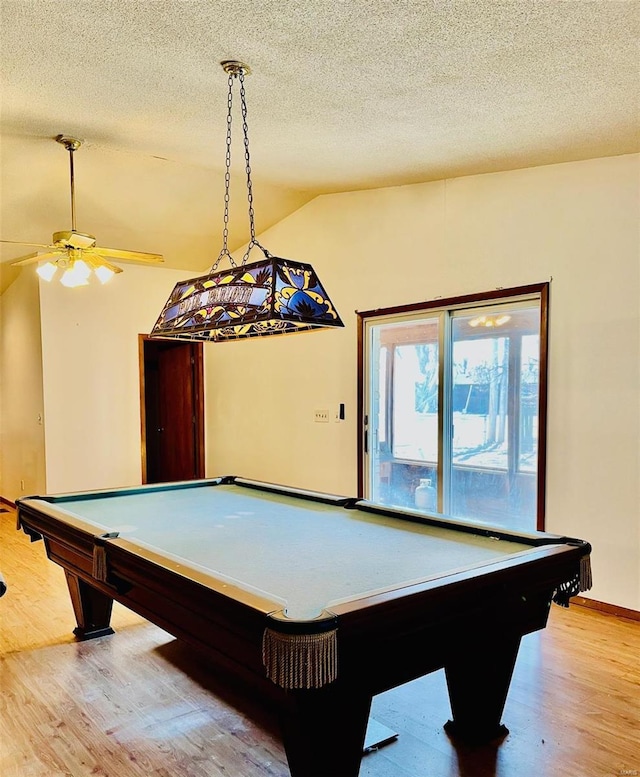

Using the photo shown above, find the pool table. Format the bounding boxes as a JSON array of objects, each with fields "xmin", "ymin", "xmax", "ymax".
[{"xmin": 17, "ymin": 476, "xmax": 591, "ymax": 777}]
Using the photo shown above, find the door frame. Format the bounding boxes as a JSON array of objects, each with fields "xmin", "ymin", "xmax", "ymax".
[{"xmin": 138, "ymin": 334, "xmax": 205, "ymax": 483}]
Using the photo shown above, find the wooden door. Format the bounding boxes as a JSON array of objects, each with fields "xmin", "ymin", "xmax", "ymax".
[{"xmin": 140, "ymin": 337, "xmax": 204, "ymax": 483}]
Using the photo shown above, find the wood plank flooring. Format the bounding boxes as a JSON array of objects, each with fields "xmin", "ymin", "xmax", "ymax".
[{"xmin": 1, "ymin": 509, "xmax": 638, "ymax": 777}]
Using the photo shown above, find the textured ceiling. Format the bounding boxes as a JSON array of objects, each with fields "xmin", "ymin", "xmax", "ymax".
[{"xmin": 1, "ymin": 0, "xmax": 639, "ymax": 291}]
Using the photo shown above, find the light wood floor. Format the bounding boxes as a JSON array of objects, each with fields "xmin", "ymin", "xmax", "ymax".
[{"xmin": 1, "ymin": 507, "xmax": 638, "ymax": 777}]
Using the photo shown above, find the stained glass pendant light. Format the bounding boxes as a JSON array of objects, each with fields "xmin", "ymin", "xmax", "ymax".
[{"xmin": 151, "ymin": 61, "xmax": 343, "ymax": 342}]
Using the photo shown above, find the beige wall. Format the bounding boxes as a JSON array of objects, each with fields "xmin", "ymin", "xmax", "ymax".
[
  {"xmin": 38, "ymin": 264, "xmax": 205, "ymax": 494},
  {"xmin": 0, "ymin": 270, "xmax": 46, "ymax": 499},
  {"xmin": 205, "ymin": 154, "xmax": 640, "ymax": 610}
]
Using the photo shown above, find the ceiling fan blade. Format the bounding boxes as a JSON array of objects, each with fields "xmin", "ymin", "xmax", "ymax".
[
  {"xmin": 93, "ymin": 246, "xmax": 164, "ymax": 264},
  {"xmin": 1, "ymin": 238, "xmax": 54, "ymax": 249},
  {"xmin": 85, "ymin": 256, "xmax": 123, "ymax": 274},
  {"xmin": 11, "ymin": 250, "xmax": 65, "ymax": 267}
]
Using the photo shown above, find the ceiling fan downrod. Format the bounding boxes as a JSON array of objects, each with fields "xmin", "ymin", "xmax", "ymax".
[{"xmin": 55, "ymin": 134, "xmax": 82, "ymax": 233}]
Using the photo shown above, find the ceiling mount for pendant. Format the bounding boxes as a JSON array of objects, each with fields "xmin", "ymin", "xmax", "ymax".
[
  {"xmin": 150, "ymin": 59, "xmax": 343, "ymax": 342},
  {"xmin": 56, "ymin": 134, "xmax": 82, "ymax": 152},
  {"xmin": 220, "ymin": 60, "xmax": 251, "ymax": 77}
]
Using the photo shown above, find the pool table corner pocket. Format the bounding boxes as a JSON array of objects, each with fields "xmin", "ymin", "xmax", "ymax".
[{"xmin": 262, "ymin": 609, "xmax": 338, "ymax": 689}]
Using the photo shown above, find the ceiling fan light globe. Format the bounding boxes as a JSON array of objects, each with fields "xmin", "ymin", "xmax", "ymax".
[
  {"xmin": 36, "ymin": 262, "xmax": 58, "ymax": 282},
  {"xmin": 60, "ymin": 271, "xmax": 88, "ymax": 288},
  {"xmin": 73, "ymin": 259, "xmax": 91, "ymax": 281},
  {"xmin": 60, "ymin": 261, "xmax": 90, "ymax": 287},
  {"xmin": 94, "ymin": 264, "xmax": 116, "ymax": 284}
]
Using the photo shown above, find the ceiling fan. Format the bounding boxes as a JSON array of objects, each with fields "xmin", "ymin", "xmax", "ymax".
[{"xmin": 2, "ymin": 134, "xmax": 164, "ymax": 286}]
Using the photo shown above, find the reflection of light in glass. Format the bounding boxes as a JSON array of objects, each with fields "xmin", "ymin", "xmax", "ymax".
[
  {"xmin": 469, "ymin": 314, "xmax": 512, "ymax": 328},
  {"xmin": 36, "ymin": 262, "xmax": 58, "ymax": 281}
]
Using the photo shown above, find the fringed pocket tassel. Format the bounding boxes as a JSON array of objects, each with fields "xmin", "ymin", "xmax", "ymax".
[
  {"xmin": 92, "ymin": 532, "xmax": 119, "ymax": 582},
  {"xmin": 263, "ymin": 626, "xmax": 338, "ymax": 689},
  {"xmin": 553, "ymin": 554, "xmax": 593, "ymax": 607},
  {"xmin": 580, "ymin": 554, "xmax": 592, "ymax": 593}
]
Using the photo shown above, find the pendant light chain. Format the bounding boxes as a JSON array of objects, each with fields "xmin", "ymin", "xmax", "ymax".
[
  {"xmin": 239, "ymin": 71, "xmax": 269, "ymax": 262},
  {"xmin": 212, "ymin": 71, "xmax": 237, "ymax": 270},
  {"xmin": 211, "ymin": 65, "xmax": 268, "ymax": 272}
]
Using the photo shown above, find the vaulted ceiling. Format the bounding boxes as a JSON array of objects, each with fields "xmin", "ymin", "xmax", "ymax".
[{"xmin": 1, "ymin": 1, "xmax": 638, "ymax": 293}]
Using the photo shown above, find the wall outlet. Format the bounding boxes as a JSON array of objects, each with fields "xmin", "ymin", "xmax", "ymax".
[{"xmin": 314, "ymin": 409, "xmax": 329, "ymax": 423}]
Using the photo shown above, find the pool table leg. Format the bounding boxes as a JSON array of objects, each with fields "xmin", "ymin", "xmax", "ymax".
[
  {"xmin": 64, "ymin": 571, "xmax": 115, "ymax": 640},
  {"xmin": 443, "ymin": 634, "xmax": 521, "ymax": 745},
  {"xmin": 279, "ymin": 685, "xmax": 372, "ymax": 777}
]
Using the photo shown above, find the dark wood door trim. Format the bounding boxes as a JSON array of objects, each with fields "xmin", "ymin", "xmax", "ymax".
[
  {"xmin": 139, "ymin": 335, "xmax": 149, "ymax": 482},
  {"xmin": 138, "ymin": 335, "xmax": 205, "ymax": 483},
  {"xmin": 191, "ymin": 344, "xmax": 206, "ymax": 479}
]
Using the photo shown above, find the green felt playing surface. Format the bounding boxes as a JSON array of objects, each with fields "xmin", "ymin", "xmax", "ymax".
[{"xmin": 52, "ymin": 484, "xmax": 537, "ymax": 620}]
